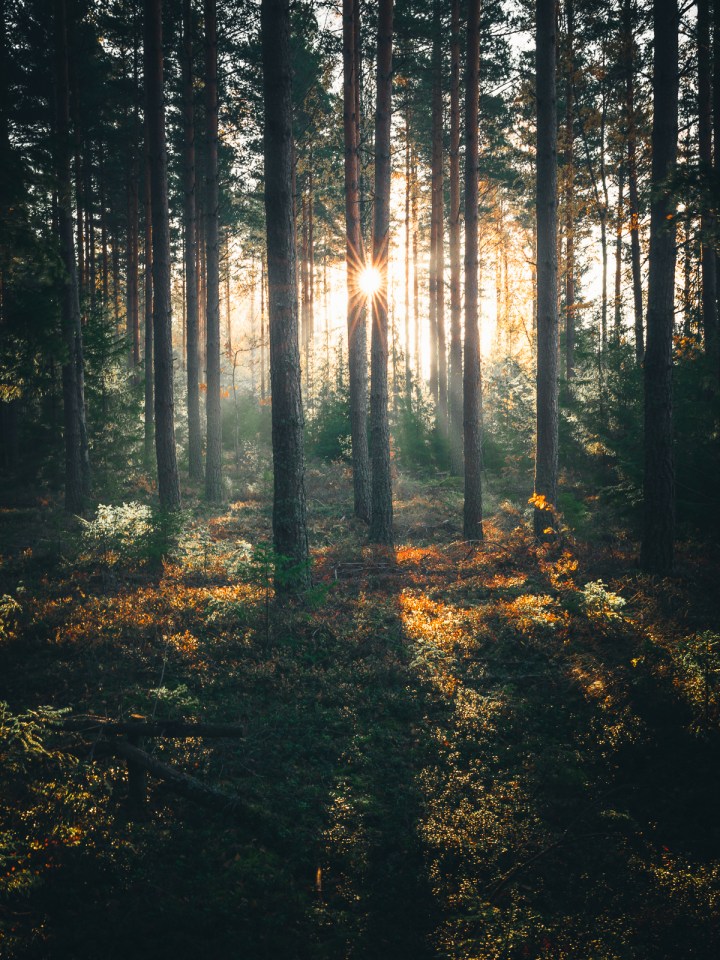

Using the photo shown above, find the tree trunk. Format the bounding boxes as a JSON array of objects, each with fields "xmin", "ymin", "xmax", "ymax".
[
  {"xmin": 204, "ymin": 0, "xmax": 222, "ymax": 503},
  {"xmin": 463, "ymin": 0, "xmax": 483, "ymax": 540},
  {"xmin": 343, "ymin": 0, "xmax": 371, "ymax": 522},
  {"xmin": 449, "ymin": 0, "xmax": 463, "ymax": 474},
  {"xmin": 126, "ymin": 154, "xmax": 140, "ymax": 366},
  {"xmin": 699, "ymin": 0, "xmax": 718, "ymax": 355},
  {"xmin": 640, "ymin": 0, "xmax": 678, "ymax": 574},
  {"xmin": 564, "ymin": 0, "xmax": 575, "ymax": 383},
  {"xmin": 55, "ymin": 0, "xmax": 90, "ymax": 514},
  {"xmin": 614, "ymin": 170, "xmax": 624, "ymax": 336},
  {"xmin": 368, "ymin": 0, "xmax": 394, "ymax": 546},
  {"xmin": 261, "ymin": 0, "xmax": 310, "ymax": 587},
  {"xmin": 182, "ymin": 0, "xmax": 202, "ymax": 481},
  {"xmin": 533, "ymin": 0, "xmax": 559, "ymax": 539},
  {"xmin": 623, "ymin": 0, "xmax": 644, "ymax": 364},
  {"xmin": 143, "ymin": 117, "xmax": 154, "ymax": 471},
  {"xmin": 144, "ymin": 0, "xmax": 181, "ymax": 511},
  {"xmin": 404, "ymin": 104, "xmax": 412, "ymax": 398},
  {"xmin": 260, "ymin": 256, "xmax": 267, "ymax": 400},
  {"xmin": 431, "ymin": 0, "xmax": 447, "ymax": 437}
]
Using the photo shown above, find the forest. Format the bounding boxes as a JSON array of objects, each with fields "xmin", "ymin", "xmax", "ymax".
[{"xmin": 1, "ymin": 0, "xmax": 720, "ymax": 955}]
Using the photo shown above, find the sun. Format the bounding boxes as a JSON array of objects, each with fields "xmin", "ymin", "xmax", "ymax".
[{"xmin": 358, "ymin": 265, "xmax": 382, "ymax": 298}]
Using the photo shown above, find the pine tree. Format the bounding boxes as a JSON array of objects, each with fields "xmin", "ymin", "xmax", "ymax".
[
  {"xmin": 640, "ymin": 0, "xmax": 679, "ymax": 574},
  {"xmin": 144, "ymin": 0, "xmax": 181, "ymax": 512},
  {"xmin": 261, "ymin": 0, "xmax": 310, "ymax": 587},
  {"xmin": 463, "ymin": 0, "xmax": 483, "ymax": 541},
  {"xmin": 343, "ymin": 0, "xmax": 371, "ymax": 523},
  {"xmin": 368, "ymin": 0, "xmax": 394, "ymax": 546}
]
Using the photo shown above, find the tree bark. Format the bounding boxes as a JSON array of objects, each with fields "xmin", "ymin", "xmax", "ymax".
[
  {"xmin": 182, "ymin": 0, "xmax": 202, "ymax": 481},
  {"xmin": 368, "ymin": 0, "xmax": 394, "ymax": 546},
  {"xmin": 463, "ymin": 0, "xmax": 483, "ymax": 541},
  {"xmin": 449, "ymin": 0, "xmax": 463, "ymax": 474},
  {"xmin": 143, "ymin": 117, "xmax": 154, "ymax": 471},
  {"xmin": 343, "ymin": 0, "xmax": 371, "ymax": 522},
  {"xmin": 698, "ymin": 0, "xmax": 718, "ymax": 355},
  {"xmin": 204, "ymin": 0, "xmax": 222, "ymax": 502},
  {"xmin": 564, "ymin": 0, "xmax": 575, "ymax": 383},
  {"xmin": 55, "ymin": 0, "xmax": 90, "ymax": 515},
  {"xmin": 640, "ymin": 0, "xmax": 679, "ymax": 574},
  {"xmin": 144, "ymin": 0, "xmax": 181, "ymax": 511},
  {"xmin": 614, "ymin": 170, "xmax": 624, "ymax": 336},
  {"xmin": 261, "ymin": 0, "xmax": 310, "ymax": 587},
  {"xmin": 623, "ymin": 0, "xmax": 644, "ymax": 364},
  {"xmin": 431, "ymin": 0, "xmax": 447, "ymax": 437},
  {"xmin": 533, "ymin": 0, "xmax": 559, "ymax": 539}
]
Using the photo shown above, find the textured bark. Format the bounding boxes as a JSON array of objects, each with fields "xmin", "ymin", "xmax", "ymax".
[
  {"xmin": 182, "ymin": 0, "xmax": 202, "ymax": 481},
  {"xmin": 463, "ymin": 0, "xmax": 483, "ymax": 541},
  {"xmin": 533, "ymin": 0, "xmax": 559, "ymax": 540},
  {"xmin": 126, "ymin": 155, "xmax": 140, "ymax": 366},
  {"xmin": 623, "ymin": 0, "xmax": 644, "ymax": 364},
  {"xmin": 261, "ymin": 0, "xmax": 310, "ymax": 587},
  {"xmin": 714, "ymin": 0, "xmax": 720, "ymax": 379},
  {"xmin": 449, "ymin": 0, "xmax": 463, "ymax": 475},
  {"xmin": 614, "ymin": 172, "xmax": 624, "ymax": 335},
  {"xmin": 640, "ymin": 0, "xmax": 678, "ymax": 574},
  {"xmin": 143, "ymin": 122, "xmax": 154, "ymax": 470},
  {"xmin": 564, "ymin": 0, "xmax": 575, "ymax": 382},
  {"xmin": 144, "ymin": 0, "xmax": 181, "ymax": 511},
  {"xmin": 127, "ymin": 33, "xmax": 141, "ymax": 368},
  {"xmin": 404, "ymin": 104, "xmax": 412, "ymax": 398},
  {"xmin": 368, "ymin": 0, "xmax": 394, "ymax": 546},
  {"xmin": 204, "ymin": 0, "xmax": 222, "ymax": 502},
  {"xmin": 260, "ymin": 256, "xmax": 267, "ymax": 400},
  {"xmin": 431, "ymin": 0, "xmax": 447, "ymax": 436},
  {"xmin": 55, "ymin": 0, "xmax": 90, "ymax": 515},
  {"xmin": 699, "ymin": 0, "xmax": 718, "ymax": 355},
  {"xmin": 343, "ymin": 0, "xmax": 370, "ymax": 522}
]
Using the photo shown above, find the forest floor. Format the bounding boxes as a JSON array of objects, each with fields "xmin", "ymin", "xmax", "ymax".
[{"xmin": 1, "ymin": 459, "xmax": 720, "ymax": 960}]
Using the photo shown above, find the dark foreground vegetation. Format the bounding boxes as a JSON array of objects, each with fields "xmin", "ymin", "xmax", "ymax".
[{"xmin": 2, "ymin": 441, "xmax": 720, "ymax": 959}]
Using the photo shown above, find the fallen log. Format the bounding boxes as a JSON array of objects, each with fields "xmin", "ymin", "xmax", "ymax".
[
  {"xmin": 87, "ymin": 738, "xmax": 276, "ymax": 844},
  {"xmin": 61, "ymin": 716, "xmax": 245, "ymax": 739}
]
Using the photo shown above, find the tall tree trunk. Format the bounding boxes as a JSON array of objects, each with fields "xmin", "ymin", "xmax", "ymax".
[
  {"xmin": 144, "ymin": 0, "xmax": 181, "ymax": 511},
  {"xmin": 599, "ymin": 75, "xmax": 609, "ymax": 352},
  {"xmin": 368, "ymin": 0, "xmax": 394, "ymax": 545},
  {"xmin": 412, "ymin": 146, "xmax": 420, "ymax": 390},
  {"xmin": 261, "ymin": 0, "xmax": 310, "ymax": 587},
  {"xmin": 564, "ymin": 0, "xmax": 575, "ymax": 383},
  {"xmin": 463, "ymin": 0, "xmax": 483, "ymax": 540},
  {"xmin": 343, "ymin": 0, "xmax": 370, "ymax": 521},
  {"xmin": 714, "ymin": 0, "xmax": 720, "ymax": 379},
  {"xmin": 624, "ymin": 0, "xmax": 644, "ymax": 363},
  {"xmin": 99, "ymin": 146, "xmax": 109, "ymax": 306},
  {"xmin": 307, "ymin": 162, "xmax": 315, "ymax": 399},
  {"xmin": 404, "ymin": 103, "xmax": 412, "ymax": 398},
  {"xmin": 260, "ymin": 256, "xmax": 267, "ymax": 401},
  {"xmin": 204, "ymin": 0, "xmax": 222, "ymax": 502},
  {"xmin": 127, "ymin": 155, "xmax": 140, "ymax": 366},
  {"xmin": 127, "ymin": 31, "xmax": 141, "ymax": 366},
  {"xmin": 640, "ymin": 0, "xmax": 678, "ymax": 574},
  {"xmin": 449, "ymin": 0, "xmax": 463, "ymax": 474},
  {"xmin": 614, "ymin": 170, "xmax": 624, "ymax": 336},
  {"xmin": 143, "ymin": 115, "xmax": 154, "ymax": 470},
  {"xmin": 55, "ymin": 0, "xmax": 90, "ymax": 513},
  {"xmin": 431, "ymin": 0, "xmax": 447, "ymax": 437},
  {"xmin": 533, "ymin": 0, "xmax": 559, "ymax": 539},
  {"xmin": 699, "ymin": 0, "xmax": 718, "ymax": 355},
  {"xmin": 183, "ymin": 0, "xmax": 202, "ymax": 481}
]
